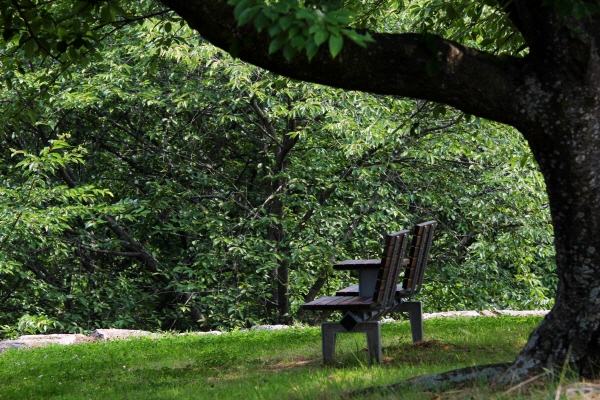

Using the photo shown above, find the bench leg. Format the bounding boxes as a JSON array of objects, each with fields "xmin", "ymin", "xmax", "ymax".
[
  {"xmin": 321, "ymin": 321, "xmax": 382, "ymax": 364},
  {"xmin": 321, "ymin": 322, "xmax": 341, "ymax": 363},
  {"xmin": 361, "ymin": 322, "xmax": 382, "ymax": 364},
  {"xmin": 394, "ymin": 301, "xmax": 423, "ymax": 342}
]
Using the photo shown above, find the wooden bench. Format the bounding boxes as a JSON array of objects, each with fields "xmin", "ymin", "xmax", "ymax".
[
  {"xmin": 335, "ymin": 220, "xmax": 437, "ymax": 343},
  {"xmin": 302, "ymin": 229, "xmax": 411, "ymax": 364},
  {"xmin": 301, "ymin": 221, "xmax": 436, "ymax": 364}
]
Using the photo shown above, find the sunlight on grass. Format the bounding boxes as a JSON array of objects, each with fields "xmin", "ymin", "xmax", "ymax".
[{"xmin": 0, "ymin": 316, "xmax": 545, "ymax": 399}]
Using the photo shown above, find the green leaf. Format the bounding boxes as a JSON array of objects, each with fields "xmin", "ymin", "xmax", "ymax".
[
  {"xmin": 68, "ymin": 45, "xmax": 78, "ymax": 60},
  {"xmin": 432, "ymin": 105, "xmax": 446, "ymax": 118},
  {"xmin": 23, "ymin": 38, "xmax": 36, "ymax": 58},
  {"xmin": 305, "ymin": 38, "xmax": 319, "ymax": 60},
  {"xmin": 238, "ymin": 5, "xmax": 262, "ymax": 26},
  {"xmin": 287, "ymin": 26, "xmax": 300, "ymax": 38},
  {"xmin": 272, "ymin": 1, "xmax": 292, "ymax": 14},
  {"xmin": 296, "ymin": 9, "xmax": 316, "ymax": 21},
  {"xmin": 269, "ymin": 35, "xmax": 287, "ymax": 54},
  {"xmin": 328, "ymin": 33, "xmax": 343, "ymax": 58},
  {"xmin": 262, "ymin": 7, "xmax": 278, "ymax": 20},
  {"xmin": 19, "ymin": 33, "xmax": 30, "ymax": 46},
  {"xmin": 233, "ymin": 0, "xmax": 252, "ymax": 19},
  {"xmin": 290, "ymin": 34, "xmax": 305, "ymax": 50},
  {"xmin": 283, "ymin": 43, "xmax": 296, "ymax": 61},
  {"xmin": 268, "ymin": 24, "xmax": 282, "ymax": 37},
  {"xmin": 519, "ymin": 153, "xmax": 531, "ymax": 169},
  {"xmin": 110, "ymin": 2, "xmax": 127, "ymax": 17},
  {"xmin": 326, "ymin": 25, "xmax": 340, "ymax": 36},
  {"xmin": 314, "ymin": 29, "xmax": 329, "ymax": 46},
  {"xmin": 479, "ymin": 38, "xmax": 494, "ymax": 47},
  {"xmin": 341, "ymin": 29, "xmax": 373, "ymax": 47},
  {"xmin": 57, "ymin": 27, "xmax": 69, "ymax": 40},
  {"xmin": 100, "ymin": 5, "xmax": 112, "ymax": 23},
  {"xmin": 253, "ymin": 11, "xmax": 270, "ymax": 32},
  {"xmin": 278, "ymin": 15, "xmax": 294, "ymax": 31},
  {"xmin": 325, "ymin": 10, "xmax": 352, "ymax": 25}
]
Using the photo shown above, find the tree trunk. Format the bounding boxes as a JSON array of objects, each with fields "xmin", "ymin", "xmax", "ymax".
[
  {"xmin": 501, "ymin": 80, "xmax": 600, "ymax": 380},
  {"xmin": 266, "ymin": 193, "xmax": 290, "ymax": 323}
]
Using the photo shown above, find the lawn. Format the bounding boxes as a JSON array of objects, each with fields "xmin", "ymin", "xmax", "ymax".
[{"xmin": 0, "ymin": 316, "xmax": 551, "ymax": 399}]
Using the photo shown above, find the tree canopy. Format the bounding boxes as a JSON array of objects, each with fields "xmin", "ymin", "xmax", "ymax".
[{"xmin": 1, "ymin": 19, "xmax": 554, "ymax": 336}]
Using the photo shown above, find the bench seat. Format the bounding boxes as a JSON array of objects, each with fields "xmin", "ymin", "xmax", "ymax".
[
  {"xmin": 336, "ymin": 283, "xmax": 404, "ymax": 296},
  {"xmin": 302, "ymin": 295, "xmax": 375, "ymax": 310}
]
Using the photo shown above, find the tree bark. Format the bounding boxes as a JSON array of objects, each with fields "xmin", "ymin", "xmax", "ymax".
[
  {"xmin": 501, "ymin": 64, "xmax": 600, "ymax": 381},
  {"xmin": 158, "ymin": 0, "xmax": 600, "ymax": 382}
]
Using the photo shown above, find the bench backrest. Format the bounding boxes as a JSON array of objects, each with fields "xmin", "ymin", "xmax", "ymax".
[
  {"xmin": 399, "ymin": 220, "xmax": 436, "ymax": 297},
  {"xmin": 373, "ymin": 229, "xmax": 410, "ymax": 308}
]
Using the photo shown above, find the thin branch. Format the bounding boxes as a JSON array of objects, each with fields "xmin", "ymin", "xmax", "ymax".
[
  {"xmin": 79, "ymin": 245, "xmax": 142, "ymax": 257},
  {"xmin": 12, "ymin": 0, "xmax": 62, "ymax": 62},
  {"xmin": 91, "ymin": 10, "xmax": 173, "ymax": 32}
]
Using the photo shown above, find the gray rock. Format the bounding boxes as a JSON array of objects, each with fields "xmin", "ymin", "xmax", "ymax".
[
  {"xmin": 179, "ymin": 331, "xmax": 223, "ymax": 336},
  {"xmin": 479, "ymin": 310, "xmax": 497, "ymax": 317},
  {"xmin": 423, "ymin": 311, "xmax": 481, "ymax": 320},
  {"xmin": 0, "ymin": 340, "xmax": 28, "ymax": 353},
  {"xmin": 89, "ymin": 329, "xmax": 152, "ymax": 341},
  {"xmin": 250, "ymin": 325, "xmax": 289, "ymax": 331},
  {"xmin": 17, "ymin": 334, "xmax": 88, "ymax": 346},
  {"xmin": 494, "ymin": 310, "xmax": 549, "ymax": 317}
]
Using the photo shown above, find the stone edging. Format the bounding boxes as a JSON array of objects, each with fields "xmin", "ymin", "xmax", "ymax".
[
  {"xmin": 422, "ymin": 309, "xmax": 549, "ymax": 320},
  {"xmin": 0, "ymin": 310, "xmax": 549, "ymax": 353}
]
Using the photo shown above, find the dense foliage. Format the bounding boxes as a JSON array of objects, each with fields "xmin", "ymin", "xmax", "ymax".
[{"xmin": 0, "ymin": 20, "xmax": 554, "ymax": 337}]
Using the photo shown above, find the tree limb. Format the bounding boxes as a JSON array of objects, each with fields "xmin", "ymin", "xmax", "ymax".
[{"xmin": 159, "ymin": 0, "xmax": 525, "ymax": 127}]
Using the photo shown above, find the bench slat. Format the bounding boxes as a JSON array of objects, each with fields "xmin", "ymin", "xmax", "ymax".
[
  {"xmin": 337, "ymin": 283, "xmax": 405, "ymax": 296},
  {"xmin": 336, "ymin": 284, "xmax": 359, "ymax": 295},
  {"xmin": 305, "ymin": 296, "xmax": 350, "ymax": 307},
  {"xmin": 302, "ymin": 296, "xmax": 375, "ymax": 310}
]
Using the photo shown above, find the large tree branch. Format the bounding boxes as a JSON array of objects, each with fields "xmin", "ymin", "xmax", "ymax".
[{"xmin": 159, "ymin": 0, "xmax": 526, "ymax": 127}]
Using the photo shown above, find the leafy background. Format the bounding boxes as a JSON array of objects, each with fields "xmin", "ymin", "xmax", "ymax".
[{"xmin": 0, "ymin": 14, "xmax": 554, "ymax": 337}]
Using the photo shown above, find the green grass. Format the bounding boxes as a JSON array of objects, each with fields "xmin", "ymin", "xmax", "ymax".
[{"xmin": 0, "ymin": 316, "xmax": 545, "ymax": 399}]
